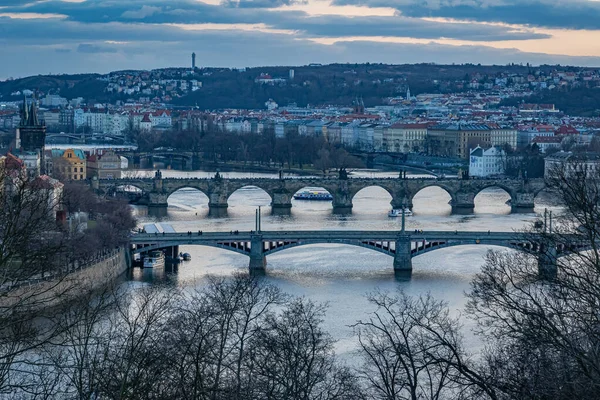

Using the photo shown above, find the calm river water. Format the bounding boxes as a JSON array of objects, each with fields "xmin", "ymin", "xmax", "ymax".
[{"xmin": 127, "ymin": 169, "xmax": 559, "ymax": 357}]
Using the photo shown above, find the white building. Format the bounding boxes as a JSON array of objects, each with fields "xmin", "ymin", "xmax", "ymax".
[
  {"xmin": 150, "ymin": 110, "xmax": 172, "ymax": 128},
  {"xmin": 41, "ymin": 95, "xmax": 68, "ymax": 107},
  {"xmin": 469, "ymin": 146, "xmax": 506, "ymax": 177},
  {"xmin": 544, "ymin": 152, "xmax": 600, "ymax": 179},
  {"xmin": 265, "ymin": 99, "xmax": 278, "ymax": 111}
]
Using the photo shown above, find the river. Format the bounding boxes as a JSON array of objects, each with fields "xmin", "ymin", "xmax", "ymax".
[{"xmin": 127, "ymin": 169, "xmax": 559, "ymax": 357}]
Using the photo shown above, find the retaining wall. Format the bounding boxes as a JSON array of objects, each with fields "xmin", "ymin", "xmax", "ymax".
[{"xmin": 1, "ymin": 247, "xmax": 130, "ymax": 311}]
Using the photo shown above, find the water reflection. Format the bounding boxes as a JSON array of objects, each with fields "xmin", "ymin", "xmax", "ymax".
[{"xmin": 128, "ymin": 170, "xmax": 558, "ymax": 357}]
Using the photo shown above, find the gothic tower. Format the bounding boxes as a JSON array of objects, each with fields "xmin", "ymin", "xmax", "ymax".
[{"xmin": 16, "ymin": 96, "xmax": 46, "ymax": 173}]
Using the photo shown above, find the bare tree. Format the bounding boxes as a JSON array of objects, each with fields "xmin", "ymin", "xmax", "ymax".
[
  {"xmin": 163, "ymin": 273, "xmax": 286, "ymax": 400},
  {"xmin": 42, "ymin": 286, "xmax": 120, "ymax": 399},
  {"xmin": 0, "ymin": 160, "xmax": 73, "ymax": 394},
  {"xmin": 353, "ymin": 291, "xmax": 464, "ymax": 400},
  {"xmin": 249, "ymin": 298, "xmax": 361, "ymax": 400},
  {"xmin": 93, "ymin": 285, "xmax": 176, "ymax": 399},
  {"xmin": 460, "ymin": 159, "xmax": 600, "ymax": 399}
]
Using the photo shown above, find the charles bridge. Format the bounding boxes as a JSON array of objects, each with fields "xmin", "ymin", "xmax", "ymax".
[{"xmin": 94, "ymin": 173, "xmax": 547, "ymax": 215}]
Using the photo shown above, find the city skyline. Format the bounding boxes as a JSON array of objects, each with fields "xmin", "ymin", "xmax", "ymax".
[{"xmin": 2, "ymin": 0, "xmax": 600, "ymax": 78}]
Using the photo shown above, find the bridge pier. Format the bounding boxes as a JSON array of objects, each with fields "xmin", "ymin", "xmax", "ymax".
[
  {"xmin": 208, "ymin": 191, "xmax": 229, "ymax": 217},
  {"xmin": 249, "ymin": 235, "xmax": 266, "ymax": 272},
  {"xmin": 271, "ymin": 191, "xmax": 293, "ymax": 216},
  {"xmin": 394, "ymin": 236, "xmax": 412, "ymax": 278},
  {"xmin": 165, "ymin": 245, "xmax": 180, "ymax": 261},
  {"xmin": 148, "ymin": 192, "xmax": 169, "ymax": 217},
  {"xmin": 512, "ymin": 192, "xmax": 535, "ymax": 213},
  {"xmin": 208, "ymin": 205, "xmax": 228, "ymax": 218},
  {"xmin": 391, "ymin": 194, "xmax": 413, "ymax": 210},
  {"xmin": 538, "ymin": 243, "xmax": 558, "ymax": 280},
  {"xmin": 452, "ymin": 192, "xmax": 475, "ymax": 214}
]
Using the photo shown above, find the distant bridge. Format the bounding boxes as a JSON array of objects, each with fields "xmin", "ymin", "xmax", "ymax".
[
  {"xmin": 95, "ymin": 174, "xmax": 546, "ymax": 216},
  {"xmin": 117, "ymin": 151, "xmax": 196, "ymax": 169},
  {"xmin": 130, "ymin": 230, "xmax": 585, "ymax": 278}
]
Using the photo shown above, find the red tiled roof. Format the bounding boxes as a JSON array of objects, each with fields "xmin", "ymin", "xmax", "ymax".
[
  {"xmin": 555, "ymin": 125, "xmax": 579, "ymax": 135},
  {"xmin": 4, "ymin": 152, "xmax": 24, "ymax": 170}
]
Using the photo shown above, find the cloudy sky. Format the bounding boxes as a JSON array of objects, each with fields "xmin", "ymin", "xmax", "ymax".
[{"xmin": 2, "ymin": 0, "xmax": 600, "ymax": 78}]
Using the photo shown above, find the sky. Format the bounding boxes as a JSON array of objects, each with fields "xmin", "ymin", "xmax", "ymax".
[{"xmin": 2, "ymin": 0, "xmax": 600, "ymax": 78}]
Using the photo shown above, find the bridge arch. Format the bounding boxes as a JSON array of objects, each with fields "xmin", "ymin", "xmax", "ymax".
[
  {"xmin": 410, "ymin": 183, "xmax": 455, "ymax": 214},
  {"xmin": 133, "ymin": 241, "xmax": 250, "ymax": 256},
  {"xmin": 264, "ymin": 239, "xmax": 396, "ymax": 257},
  {"xmin": 102, "ymin": 181, "xmax": 150, "ymax": 198},
  {"xmin": 227, "ymin": 185, "xmax": 272, "ymax": 207},
  {"xmin": 473, "ymin": 184, "xmax": 513, "ymax": 214},
  {"xmin": 351, "ymin": 185, "xmax": 394, "ymax": 211},
  {"xmin": 166, "ymin": 186, "xmax": 210, "ymax": 209},
  {"xmin": 411, "ymin": 240, "xmax": 526, "ymax": 258}
]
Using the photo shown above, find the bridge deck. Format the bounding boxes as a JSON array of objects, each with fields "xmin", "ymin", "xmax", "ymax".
[{"xmin": 131, "ymin": 230, "xmax": 528, "ymax": 242}]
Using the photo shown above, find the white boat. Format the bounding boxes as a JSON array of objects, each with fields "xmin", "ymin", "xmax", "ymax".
[
  {"xmin": 388, "ymin": 208, "xmax": 413, "ymax": 217},
  {"xmin": 143, "ymin": 251, "xmax": 165, "ymax": 268}
]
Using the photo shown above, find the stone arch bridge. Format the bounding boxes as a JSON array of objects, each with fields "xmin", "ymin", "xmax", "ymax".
[
  {"xmin": 130, "ymin": 230, "xmax": 586, "ymax": 279},
  {"xmin": 94, "ymin": 175, "xmax": 546, "ymax": 215}
]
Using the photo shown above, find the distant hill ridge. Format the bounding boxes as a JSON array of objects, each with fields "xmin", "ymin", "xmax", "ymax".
[{"xmin": 1, "ymin": 63, "xmax": 598, "ymax": 115}]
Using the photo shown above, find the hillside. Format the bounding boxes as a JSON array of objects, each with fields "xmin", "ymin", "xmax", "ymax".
[{"xmin": 2, "ymin": 63, "xmax": 595, "ymax": 112}]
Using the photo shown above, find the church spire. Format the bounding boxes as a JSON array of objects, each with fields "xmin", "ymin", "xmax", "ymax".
[
  {"xmin": 27, "ymin": 95, "xmax": 39, "ymax": 126},
  {"xmin": 20, "ymin": 96, "xmax": 28, "ymax": 126}
]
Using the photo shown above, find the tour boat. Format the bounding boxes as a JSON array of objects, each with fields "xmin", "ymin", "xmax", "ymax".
[
  {"xmin": 388, "ymin": 208, "xmax": 413, "ymax": 217},
  {"xmin": 143, "ymin": 251, "xmax": 165, "ymax": 268},
  {"xmin": 182, "ymin": 253, "xmax": 192, "ymax": 261},
  {"xmin": 293, "ymin": 190, "xmax": 333, "ymax": 201}
]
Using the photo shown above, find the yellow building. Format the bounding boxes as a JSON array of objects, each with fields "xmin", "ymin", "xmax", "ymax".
[{"xmin": 52, "ymin": 149, "xmax": 87, "ymax": 181}]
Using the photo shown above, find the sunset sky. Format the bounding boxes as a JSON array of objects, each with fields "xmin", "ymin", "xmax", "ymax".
[{"xmin": 2, "ymin": 0, "xmax": 600, "ymax": 78}]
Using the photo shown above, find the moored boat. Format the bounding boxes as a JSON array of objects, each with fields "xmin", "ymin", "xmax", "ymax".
[
  {"xmin": 293, "ymin": 190, "xmax": 333, "ymax": 201},
  {"xmin": 143, "ymin": 251, "xmax": 165, "ymax": 268},
  {"xmin": 388, "ymin": 208, "xmax": 413, "ymax": 217}
]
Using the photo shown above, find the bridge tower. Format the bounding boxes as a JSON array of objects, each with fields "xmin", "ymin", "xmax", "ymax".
[{"xmin": 16, "ymin": 96, "xmax": 46, "ymax": 175}]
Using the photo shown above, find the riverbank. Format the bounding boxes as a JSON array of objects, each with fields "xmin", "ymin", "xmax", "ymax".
[{"xmin": 1, "ymin": 247, "xmax": 130, "ymax": 311}]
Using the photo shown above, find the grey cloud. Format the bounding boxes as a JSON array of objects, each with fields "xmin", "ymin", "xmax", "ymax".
[
  {"xmin": 121, "ymin": 5, "xmax": 162, "ymax": 19},
  {"xmin": 0, "ymin": 1, "xmax": 549, "ymax": 42},
  {"xmin": 77, "ymin": 43, "xmax": 118, "ymax": 54},
  {"xmin": 331, "ymin": 0, "xmax": 600, "ymax": 30},
  {"xmin": 2, "ymin": 30, "xmax": 600, "ymax": 79},
  {"xmin": 274, "ymin": 14, "xmax": 549, "ymax": 41},
  {"xmin": 222, "ymin": 0, "xmax": 308, "ymax": 8}
]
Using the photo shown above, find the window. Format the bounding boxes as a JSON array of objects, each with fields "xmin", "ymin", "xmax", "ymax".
[
  {"xmin": 80, "ymin": 175, "xmax": 83, "ymax": 180},
  {"xmin": 80, "ymin": 167, "xmax": 83, "ymax": 172}
]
